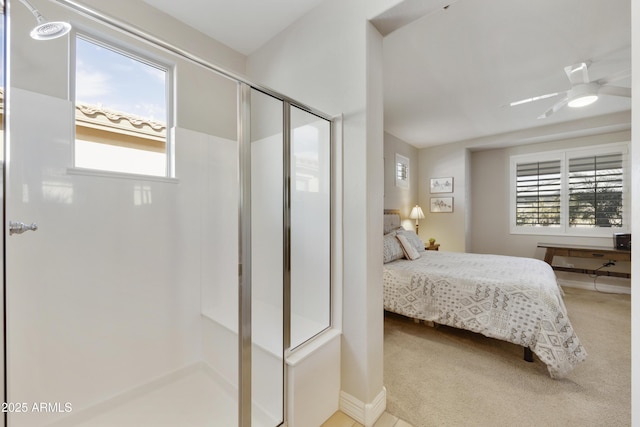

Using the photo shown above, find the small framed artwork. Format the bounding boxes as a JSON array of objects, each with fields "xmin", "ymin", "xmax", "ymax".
[
  {"xmin": 430, "ymin": 197, "xmax": 453, "ymax": 213},
  {"xmin": 430, "ymin": 177, "xmax": 453, "ymax": 193}
]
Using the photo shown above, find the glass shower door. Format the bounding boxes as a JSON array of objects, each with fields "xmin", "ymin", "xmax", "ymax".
[{"xmin": 4, "ymin": 31, "xmax": 242, "ymax": 427}]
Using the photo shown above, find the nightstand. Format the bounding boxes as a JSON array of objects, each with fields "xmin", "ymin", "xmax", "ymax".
[{"xmin": 426, "ymin": 243, "xmax": 440, "ymax": 251}]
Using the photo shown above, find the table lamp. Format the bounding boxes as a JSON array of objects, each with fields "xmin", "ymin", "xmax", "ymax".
[{"xmin": 409, "ymin": 205, "xmax": 425, "ymax": 233}]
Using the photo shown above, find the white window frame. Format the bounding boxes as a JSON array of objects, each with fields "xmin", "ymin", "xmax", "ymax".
[
  {"xmin": 510, "ymin": 142, "xmax": 630, "ymax": 237},
  {"xmin": 70, "ymin": 30, "xmax": 175, "ymax": 179},
  {"xmin": 395, "ymin": 153, "xmax": 409, "ymax": 188}
]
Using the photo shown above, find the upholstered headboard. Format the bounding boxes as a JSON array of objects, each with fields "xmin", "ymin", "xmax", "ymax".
[{"xmin": 383, "ymin": 209, "xmax": 401, "ymax": 234}]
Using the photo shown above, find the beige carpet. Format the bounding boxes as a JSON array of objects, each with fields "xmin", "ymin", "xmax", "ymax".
[{"xmin": 384, "ymin": 287, "xmax": 631, "ymax": 427}]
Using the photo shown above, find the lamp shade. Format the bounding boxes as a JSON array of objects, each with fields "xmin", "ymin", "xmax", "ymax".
[{"xmin": 409, "ymin": 205, "xmax": 424, "ymax": 220}]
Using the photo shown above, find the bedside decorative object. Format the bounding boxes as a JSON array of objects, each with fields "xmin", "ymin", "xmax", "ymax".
[
  {"xmin": 426, "ymin": 238, "xmax": 440, "ymax": 251},
  {"xmin": 409, "ymin": 205, "xmax": 425, "ymax": 233}
]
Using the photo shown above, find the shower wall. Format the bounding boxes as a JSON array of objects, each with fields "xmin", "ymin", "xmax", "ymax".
[{"xmin": 6, "ymin": 88, "xmax": 220, "ymax": 425}]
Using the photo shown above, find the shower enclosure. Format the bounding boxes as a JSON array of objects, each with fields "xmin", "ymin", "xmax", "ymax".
[{"xmin": 1, "ymin": 1, "xmax": 333, "ymax": 426}]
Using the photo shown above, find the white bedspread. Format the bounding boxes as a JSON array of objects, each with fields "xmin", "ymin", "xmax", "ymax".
[{"xmin": 383, "ymin": 250, "xmax": 587, "ymax": 378}]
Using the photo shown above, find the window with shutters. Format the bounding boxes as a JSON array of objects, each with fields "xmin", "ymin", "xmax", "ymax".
[{"xmin": 510, "ymin": 143, "xmax": 629, "ymax": 236}]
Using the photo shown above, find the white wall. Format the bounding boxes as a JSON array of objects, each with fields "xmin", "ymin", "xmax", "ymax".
[{"xmin": 417, "ymin": 142, "xmax": 469, "ymax": 251}]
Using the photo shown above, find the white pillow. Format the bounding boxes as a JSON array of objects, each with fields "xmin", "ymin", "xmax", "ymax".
[
  {"xmin": 396, "ymin": 228, "xmax": 425, "ymax": 252},
  {"xmin": 383, "ymin": 232, "xmax": 404, "ymax": 263},
  {"xmin": 397, "ymin": 234, "xmax": 420, "ymax": 260}
]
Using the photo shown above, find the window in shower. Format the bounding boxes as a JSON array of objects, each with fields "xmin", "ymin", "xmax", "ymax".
[{"xmin": 73, "ymin": 34, "xmax": 172, "ymax": 177}]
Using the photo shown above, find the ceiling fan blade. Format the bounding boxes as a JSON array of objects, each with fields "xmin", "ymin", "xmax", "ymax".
[
  {"xmin": 564, "ymin": 62, "xmax": 590, "ymax": 85},
  {"xmin": 537, "ymin": 96, "xmax": 569, "ymax": 119},
  {"xmin": 599, "ymin": 85, "xmax": 631, "ymax": 98},
  {"xmin": 597, "ymin": 69, "xmax": 631, "ymax": 86},
  {"xmin": 509, "ymin": 91, "xmax": 561, "ymax": 107}
]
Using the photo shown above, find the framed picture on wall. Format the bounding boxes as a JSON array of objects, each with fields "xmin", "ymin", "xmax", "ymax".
[
  {"xmin": 430, "ymin": 177, "xmax": 453, "ymax": 193},
  {"xmin": 430, "ymin": 197, "xmax": 453, "ymax": 213}
]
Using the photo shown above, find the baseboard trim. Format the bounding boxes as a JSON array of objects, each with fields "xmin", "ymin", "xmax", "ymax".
[
  {"xmin": 558, "ymin": 278, "xmax": 631, "ymax": 294},
  {"xmin": 339, "ymin": 387, "xmax": 386, "ymax": 427}
]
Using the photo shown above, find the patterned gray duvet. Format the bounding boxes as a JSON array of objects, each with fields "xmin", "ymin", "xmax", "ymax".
[{"xmin": 383, "ymin": 250, "xmax": 587, "ymax": 378}]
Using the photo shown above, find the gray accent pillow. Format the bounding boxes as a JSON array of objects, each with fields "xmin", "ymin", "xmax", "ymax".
[
  {"xmin": 396, "ymin": 228, "xmax": 425, "ymax": 252},
  {"xmin": 383, "ymin": 232, "xmax": 405, "ymax": 263}
]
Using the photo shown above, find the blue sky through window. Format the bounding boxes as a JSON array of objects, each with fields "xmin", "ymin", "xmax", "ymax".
[{"xmin": 76, "ymin": 37, "xmax": 166, "ymax": 123}]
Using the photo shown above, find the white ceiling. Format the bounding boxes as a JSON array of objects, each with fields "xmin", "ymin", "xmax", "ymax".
[
  {"xmin": 382, "ymin": 0, "xmax": 632, "ymax": 148},
  {"xmin": 141, "ymin": 0, "xmax": 324, "ymax": 55},
  {"xmin": 142, "ymin": 0, "xmax": 632, "ymax": 149}
]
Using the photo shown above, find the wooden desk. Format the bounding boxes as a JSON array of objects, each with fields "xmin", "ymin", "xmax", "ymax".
[{"xmin": 538, "ymin": 243, "xmax": 631, "ymax": 278}]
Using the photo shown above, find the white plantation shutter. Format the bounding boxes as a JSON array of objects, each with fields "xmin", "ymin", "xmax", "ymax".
[
  {"xmin": 568, "ymin": 154, "xmax": 623, "ymax": 228},
  {"xmin": 515, "ymin": 160, "xmax": 561, "ymax": 227}
]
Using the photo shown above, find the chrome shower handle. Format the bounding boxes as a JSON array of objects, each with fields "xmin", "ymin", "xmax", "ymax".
[{"xmin": 9, "ymin": 221, "xmax": 38, "ymax": 236}]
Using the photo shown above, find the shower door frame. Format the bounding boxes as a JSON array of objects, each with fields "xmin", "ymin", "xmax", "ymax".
[
  {"xmin": 2, "ymin": 1, "xmax": 334, "ymax": 426},
  {"xmin": 240, "ymin": 85, "xmax": 334, "ymax": 426}
]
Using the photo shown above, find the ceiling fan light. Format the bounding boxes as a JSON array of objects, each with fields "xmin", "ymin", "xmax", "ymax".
[
  {"xmin": 566, "ymin": 82, "xmax": 599, "ymax": 108},
  {"xmin": 568, "ymin": 94, "xmax": 598, "ymax": 108}
]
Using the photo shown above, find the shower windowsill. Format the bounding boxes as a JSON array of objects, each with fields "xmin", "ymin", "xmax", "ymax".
[
  {"xmin": 201, "ymin": 303, "xmax": 281, "ymax": 358},
  {"xmin": 286, "ymin": 328, "xmax": 340, "ymax": 367},
  {"xmin": 201, "ymin": 301, "xmax": 328, "ymax": 359},
  {"xmin": 67, "ymin": 167, "xmax": 180, "ymax": 183}
]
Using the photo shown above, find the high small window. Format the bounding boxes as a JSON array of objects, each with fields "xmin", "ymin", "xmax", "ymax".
[
  {"xmin": 510, "ymin": 143, "xmax": 629, "ymax": 236},
  {"xmin": 395, "ymin": 154, "xmax": 409, "ymax": 188},
  {"xmin": 74, "ymin": 34, "xmax": 171, "ymax": 177}
]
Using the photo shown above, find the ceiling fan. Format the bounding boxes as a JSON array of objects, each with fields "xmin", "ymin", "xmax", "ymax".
[{"xmin": 509, "ymin": 62, "xmax": 631, "ymax": 119}]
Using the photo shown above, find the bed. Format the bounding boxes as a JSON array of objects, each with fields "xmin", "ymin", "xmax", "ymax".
[{"xmin": 383, "ymin": 211, "xmax": 587, "ymax": 379}]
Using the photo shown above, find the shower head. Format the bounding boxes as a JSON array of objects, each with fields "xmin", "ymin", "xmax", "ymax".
[
  {"xmin": 18, "ymin": 0, "xmax": 71, "ymax": 40},
  {"xmin": 30, "ymin": 19, "xmax": 71, "ymax": 40}
]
